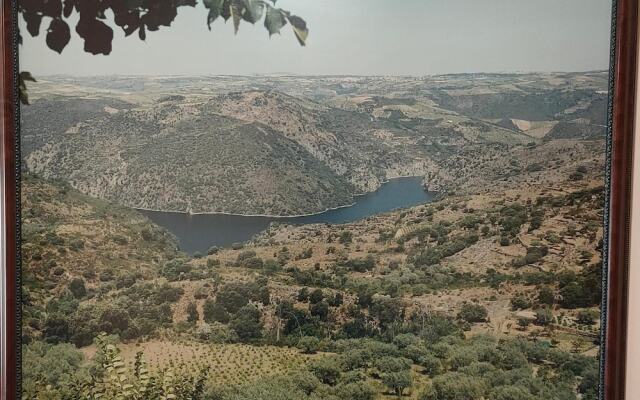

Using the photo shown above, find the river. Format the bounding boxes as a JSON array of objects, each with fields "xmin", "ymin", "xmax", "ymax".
[{"xmin": 140, "ymin": 176, "xmax": 434, "ymax": 254}]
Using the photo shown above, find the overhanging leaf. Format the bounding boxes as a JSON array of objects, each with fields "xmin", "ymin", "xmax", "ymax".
[
  {"xmin": 220, "ymin": 0, "xmax": 232, "ymax": 21},
  {"xmin": 23, "ymin": 12, "xmax": 43, "ymax": 36},
  {"xmin": 76, "ymin": 17, "xmax": 114, "ymax": 55},
  {"xmin": 20, "ymin": 71, "xmax": 37, "ymax": 83},
  {"xmin": 19, "ymin": 72, "xmax": 36, "ymax": 105},
  {"xmin": 230, "ymin": 0, "xmax": 243, "ymax": 33},
  {"xmin": 264, "ymin": 5, "xmax": 286, "ymax": 36},
  {"xmin": 286, "ymin": 15, "xmax": 308, "ymax": 46},
  {"xmin": 241, "ymin": 0, "xmax": 263, "ymax": 24},
  {"xmin": 203, "ymin": 0, "xmax": 225, "ymax": 29},
  {"xmin": 46, "ymin": 18, "xmax": 71, "ymax": 53}
]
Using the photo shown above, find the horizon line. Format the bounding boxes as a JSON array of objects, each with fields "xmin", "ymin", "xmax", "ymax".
[{"xmin": 32, "ymin": 69, "xmax": 610, "ymax": 79}]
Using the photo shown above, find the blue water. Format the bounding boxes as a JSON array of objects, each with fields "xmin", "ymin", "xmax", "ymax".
[{"xmin": 140, "ymin": 176, "xmax": 434, "ymax": 254}]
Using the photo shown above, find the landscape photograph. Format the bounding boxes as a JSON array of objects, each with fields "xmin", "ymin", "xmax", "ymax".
[{"xmin": 18, "ymin": 1, "xmax": 612, "ymax": 399}]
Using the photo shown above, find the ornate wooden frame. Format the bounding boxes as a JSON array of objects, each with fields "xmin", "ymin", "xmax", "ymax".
[{"xmin": 0, "ymin": 0, "xmax": 637, "ymax": 399}]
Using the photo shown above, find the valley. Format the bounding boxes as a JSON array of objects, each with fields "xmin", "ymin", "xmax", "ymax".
[{"xmin": 21, "ymin": 72, "xmax": 606, "ymax": 400}]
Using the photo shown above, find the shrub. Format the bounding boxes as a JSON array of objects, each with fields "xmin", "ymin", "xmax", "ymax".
[
  {"xmin": 309, "ymin": 289, "xmax": 324, "ymax": 304},
  {"xmin": 512, "ymin": 246, "xmax": 548, "ymax": 267},
  {"xmin": 229, "ymin": 304, "xmax": 263, "ymax": 341},
  {"xmin": 560, "ymin": 282, "xmax": 592, "ymax": 309},
  {"xmin": 68, "ymin": 278, "xmax": 86, "ymax": 299},
  {"xmin": 335, "ymin": 382, "xmax": 376, "ymax": 400},
  {"xmin": 297, "ymin": 287, "xmax": 310, "ymax": 302},
  {"xmin": 537, "ymin": 286, "xmax": 555, "ymax": 306},
  {"xmin": 216, "ymin": 286, "xmax": 249, "ymax": 314},
  {"xmin": 534, "ymin": 308, "xmax": 553, "ymax": 326},
  {"xmin": 111, "ymin": 234, "xmax": 128, "ymax": 245},
  {"xmin": 339, "ymin": 231, "xmax": 353, "ymax": 244},
  {"xmin": 576, "ymin": 310, "xmax": 598, "ymax": 325},
  {"xmin": 517, "ymin": 318, "xmax": 530, "ymax": 330},
  {"xmin": 310, "ymin": 301, "xmax": 330, "ymax": 321},
  {"xmin": 418, "ymin": 353, "xmax": 442, "ymax": 376},
  {"xmin": 510, "ymin": 295, "xmax": 531, "ymax": 310},
  {"xmin": 374, "ymin": 356, "xmax": 412, "ymax": 374},
  {"xmin": 298, "ymin": 336, "xmax": 320, "ymax": 354},
  {"xmin": 341, "ymin": 349, "xmax": 372, "ymax": 370},
  {"xmin": 243, "ymin": 257, "xmax": 264, "ymax": 269},
  {"xmin": 161, "ymin": 259, "xmax": 191, "ymax": 281},
  {"xmin": 328, "ymin": 292, "xmax": 344, "ymax": 307},
  {"xmin": 203, "ymin": 299, "xmax": 229, "ymax": 323},
  {"xmin": 296, "ymin": 248, "xmax": 313, "ymax": 260},
  {"xmin": 262, "ymin": 259, "xmax": 282, "ymax": 275},
  {"xmin": 570, "ymin": 172, "xmax": 585, "ymax": 181},
  {"xmin": 449, "ymin": 348, "xmax": 478, "ymax": 370},
  {"xmin": 186, "ymin": 302, "xmax": 199, "ymax": 323},
  {"xmin": 458, "ymin": 303, "xmax": 488, "ymax": 323},
  {"xmin": 490, "ymin": 385, "xmax": 536, "ymax": 400},
  {"xmin": 309, "ymin": 357, "xmax": 341, "ymax": 385},
  {"xmin": 69, "ymin": 239, "xmax": 84, "ymax": 251},
  {"xmin": 22, "ymin": 341, "xmax": 83, "ymax": 389},
  {"xmin": 421, "ymin": 372, "xmax": 486, "ymax": 400}
]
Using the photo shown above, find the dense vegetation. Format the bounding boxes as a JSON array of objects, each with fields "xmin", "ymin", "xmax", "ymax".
[{"xmin": 21, "ymin": 173, "xmax": 603, "ymax": 399}]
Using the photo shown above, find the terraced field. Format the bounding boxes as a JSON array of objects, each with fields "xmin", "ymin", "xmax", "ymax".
[{"xmin": 83, "ymin": 341, "xmax": 320, "ymax": 387}]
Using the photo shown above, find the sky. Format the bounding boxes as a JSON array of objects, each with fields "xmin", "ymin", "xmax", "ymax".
[{"xmin": 19, "ymin": 0, "xmax": 613, "ymax": 76}]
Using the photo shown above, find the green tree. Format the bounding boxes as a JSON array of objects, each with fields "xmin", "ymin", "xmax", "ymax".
[
  {"xmin": 310, "ymin": 301, "xmax": 330, "ymax": 321},
  {"xmin": 457, "ymin": 303, "xmax": 488, "ymax": 323},
  {"xmin": 490, "ymin": 385, "xmax": 536, "ymax": 400},
  {"xmin": 537, "ymin": 286, "xmax": 555, "ymax": 305},
  {"xmin": 560, "ymin": 282, "xmax": 591, "ymax": 309},
  {"xmin": 187, "ymin": 302, "xmax": 199, "ymax": 323},
  {"xmin": 203, "ymin": 299, "xmax": 229, "ymax": 323},
  {"xmin": 370, "ymin": 296, "xmax": 405, "ymax": 329},
  {"xmin": 424, "ymin": 372, "xmax": 486, "ymax": 400},
  {"xmin": 229, "ymin": 304, "xmax": 263, "ymax": 341},
  {"xmin": 374, "ymin": 356, "xmax": 412, "ymax": 373},
  {"xmin": 309, "ymin": 357, "xmax": 341, "ymax": 386},
  {"xmin": 382, "ymin": 370, "xmax": 412, "ymax": 397},
  {"xmin": 297, "ymin": 336, "xmax": 320, "ymax": 354},
  {"xmin": 216, "ymin": 288, "xmax": 249, "ymax": 314},
  {"xmin": 336, "ymin": 382, "xmax": 376, "ymax": 400}
]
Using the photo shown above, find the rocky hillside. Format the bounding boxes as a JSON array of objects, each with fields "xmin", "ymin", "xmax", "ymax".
[
  {"xmin": 21, "ymin": 175, "xmax": 183, "ymax": 341},
  {"xmin": 21, "ymin": 73, "xmax": 607, "ymax": 215}
]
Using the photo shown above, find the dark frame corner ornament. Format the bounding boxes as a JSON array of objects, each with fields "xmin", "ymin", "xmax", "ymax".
[{"xmin": 0, "ymin": 1, "xmax": 638, "ymax": 399}]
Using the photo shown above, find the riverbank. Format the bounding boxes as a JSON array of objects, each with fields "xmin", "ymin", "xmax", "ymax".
[
  {"xmin": 135, "ymin": 176, "xmax": 434, "ymax": 218},
  {"xmin": 139, "ymin": 177, "xmax": 435, "ymax": 254}
]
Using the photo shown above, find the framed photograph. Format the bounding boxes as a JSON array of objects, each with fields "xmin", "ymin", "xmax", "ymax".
[{"xmin": 1, "ymin": 0, "xmax": 637, "ymax": 399}]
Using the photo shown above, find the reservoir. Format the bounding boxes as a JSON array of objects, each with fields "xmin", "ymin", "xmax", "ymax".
[{"xmin": 140, "ymin": 176, "xmax": 434, "ymax": 254}]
